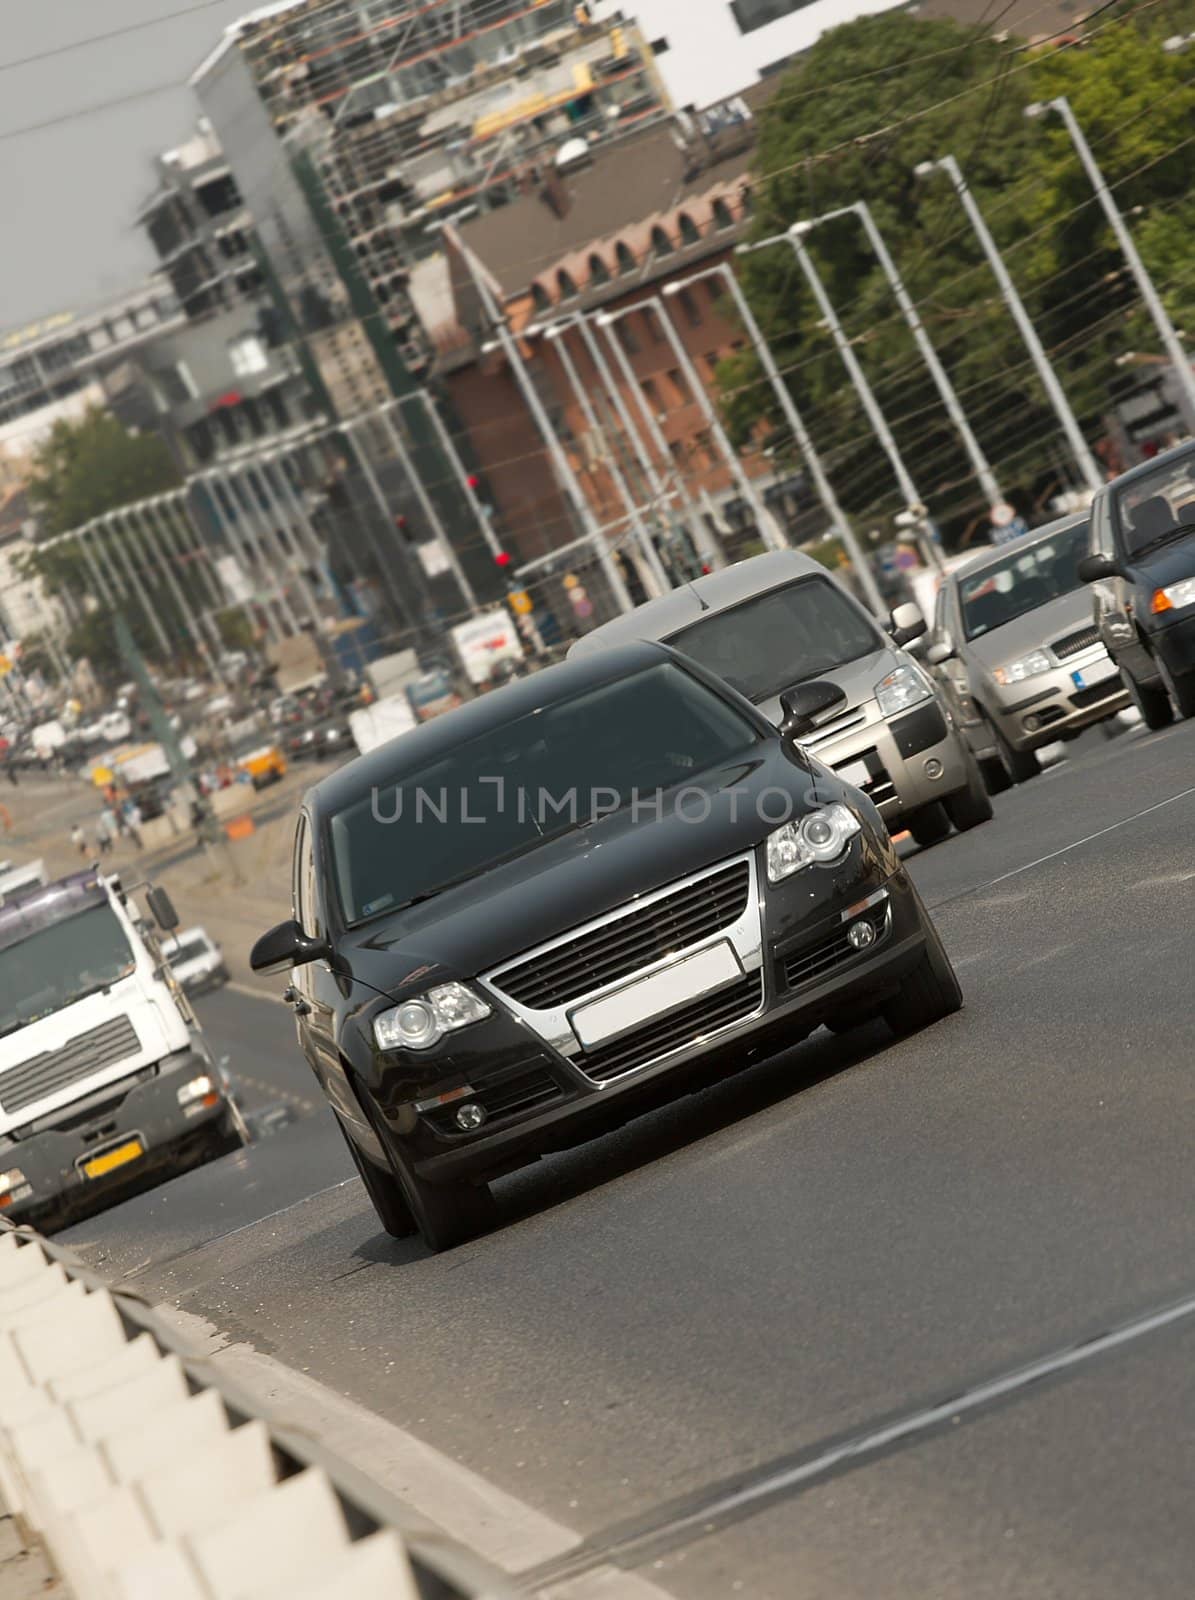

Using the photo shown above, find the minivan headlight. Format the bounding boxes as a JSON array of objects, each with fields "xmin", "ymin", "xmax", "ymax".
[
  {"xmin": 373, "ymin": 982, "xmax": 492, "ymax": 1052},
  {"xmin": 874, "ymin": 664, "xmax": 932, "ymax": 717},
  {"xmin": 766, "ymin": 804, "xmax": 861, "ymax": 882},
  {"xmin": 993, "ymin": 649, "xmax": 1052, "ymax": 685}
]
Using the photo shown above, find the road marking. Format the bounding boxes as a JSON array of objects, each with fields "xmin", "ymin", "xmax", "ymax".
[
  {"xmin": 522, "ymin": 1283, "xmax": 1195, "ymax": 1588},
  {"xmin": 930, "ymin": 780, "xmax": 1195, "ymax": 913},
  {"xmin": 225, "ymin": 979, "xmax": 279, "ymax": 1004},
  {"xmin": 234, "ymin": 1071, "xmax": 315, "ymax": 1112}
]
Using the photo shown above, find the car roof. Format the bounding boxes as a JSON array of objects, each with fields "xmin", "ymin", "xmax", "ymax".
[
  {"xmin": 944, "ymin": 512, "xmax": 1089, "ymax": 587},
  {"xmin": 1102, "ymin": 435, "xmax": 1195, "ymax": 491},
  {"xmin": 307, "ymin": 639, "xmax": 672, "ymax": 815},
  {"xmin": 568, "ymin": 551, "xmax": 834, "ymax": 655}
]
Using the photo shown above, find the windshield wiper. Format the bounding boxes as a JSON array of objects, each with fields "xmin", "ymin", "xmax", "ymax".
[{"xmin": 1130, "ymin": 524, "xmax": 1193, "ymax": 557}]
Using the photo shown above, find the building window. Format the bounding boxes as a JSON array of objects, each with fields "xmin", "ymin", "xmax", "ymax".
[
  {"xmin": 676, "ymin": 289, "xmax": 702, "ymax": 328},
  {"xmin": 650, "ymin": 224, "xmax": 674, "ymax": 258},
  {"xmin": 614, "ymin": 240, "xmax": 636, "ymax": 275},
  {"xmin": 712, "ymin": 197, "xmax": 735, "ymax": 231},
  {"xmin": 640, "ymin": 377, "xmax": 662, "ymax": 414},
  {"xmin": 666, "ymin": 368, "xmax": 689, "ymax": 404},
  {"xmin": 649, "ymin": 35, "xmax": 670, "ymax": 54},
  {"xmin": 532, "ymin": 282, "xmax": 552, "ymax": 312},
  {"xmin": 617, "ymin": 317, "xmax": 641, "ymax": 355},
  {"xmin": 229, "ymin": 333, "xmax": 269, "ymax": 378},
  {"xmin": 556, "ymin": 268, "xmax": 578, "ymax": 300},
  {"xmin": 729, "ymin": 0, "xmax": 816, "ymax": 36},
  {"xmin": 587, "ymin": 252, "xmax": 610, "ymax": 287},
  {"xmin": 678, "ymin": 213, "xmax": 700, "ymax": 247},
  {"xmin": 739, "ymin": 182, "xmax": 754, "ymax": 216}
]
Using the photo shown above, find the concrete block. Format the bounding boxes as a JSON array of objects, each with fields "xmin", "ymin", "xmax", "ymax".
[
  {"xmin": 248, "ymin": 1529, "xmax": 420, "ymax": 1600},
  {"xmin": 189, "ymin": 1469, "xmax": 351, "ymax": 1597},
  {"xmin": 12, "ymin": 1286, "xmax": 121, "ymax": 1379},
  {"xmin": 0, "ymin": 1262, "xmax": 70, "ymax": 1316},
  {"xmin": 47, "ymin": 1332, "xmax": 161, "ymax": 1406},
  {"xmin": 42, "ymin": 1487, "xmax": 156, "ymax": 1598},
  {"xmin": 100, "ymin": 1389, "xmax": 230, "ymax": 1485},
  {"xmin": 106, "ymin": 1542, "xmax": 211, "ymax": 1600},
  {"xmin": 66, "ymin": 1354, "xmax": 189, "ymax": 1443},
  {"xmin": 0, "ymin": 1238, "xmax": 48, "ymax": 1290},
  {"xmin": 24, "ymin": 1445, "xmax": 113, "ymax": 1521},
  {"xmin": 138, "ymin": 1420, "xmax": 276, "ymax": 1540}
]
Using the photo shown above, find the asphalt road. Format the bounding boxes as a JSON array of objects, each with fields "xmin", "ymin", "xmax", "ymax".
[{"xmin": 60, "ymin": 715, "xmax": 1195, "ymax": 1598}]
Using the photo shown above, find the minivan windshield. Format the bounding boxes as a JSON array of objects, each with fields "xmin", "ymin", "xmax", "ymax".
[
  {"xmin": 960, "ymin": 521, "xmax": 1091, "ymax": 639},
  {"xmin": 1111, "ymin": 456, "xmax": 1195, "ymax": 557},
  {"xmin": 329, "ymin": 662, "xmax": 761, "ymax": 925},
  {"xmin": 0, "ymin": 904, "xmax": 136, "ymax": 1037},
  {"xmin": 667, "ymin": 577, "xmax": 882, "ymax": 702}
]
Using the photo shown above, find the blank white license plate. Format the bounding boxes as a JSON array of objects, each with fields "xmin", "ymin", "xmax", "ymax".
[
  {"xmin": 836, "ymin": 760, "xmax": 870, "ymax": 788},
  {"xmin": 571, "ymin": 942, "xmax": 743, "ymax": 1048},
  {"xmin": 1071, "ymin": 655, "xmax": 1116, "ymax": 690}
]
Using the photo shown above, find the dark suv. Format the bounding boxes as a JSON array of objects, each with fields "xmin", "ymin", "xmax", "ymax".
[
  {"xmin": 1078, "ymin": 437, "xmax": 1195, "ymax": 727},
  {"xmin": 252, "ymin": 642, "xmax": 962, "ymax": 1252}
]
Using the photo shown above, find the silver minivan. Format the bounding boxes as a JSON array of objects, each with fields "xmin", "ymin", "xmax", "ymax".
[{"xmin": 570, "ymin": 551, "xmax": 991, "ymax": 847}]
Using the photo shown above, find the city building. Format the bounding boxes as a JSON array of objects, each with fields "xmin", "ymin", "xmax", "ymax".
[{"xmin": 0, "ymin": 483, "xmax": 67, "ymax": 645}]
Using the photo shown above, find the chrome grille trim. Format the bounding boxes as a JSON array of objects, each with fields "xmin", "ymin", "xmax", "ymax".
[
  {"xmin": 1050, "ymin": 624, "xmax": 1102, "ymax": 661},
  {"xmin": 0, "ymin": 1015, "xmax": 141, "ymax": 1116}
]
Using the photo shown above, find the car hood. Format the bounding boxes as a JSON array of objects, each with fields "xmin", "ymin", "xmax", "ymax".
[
  {"xmin": 963, "ymin": 590, "xmax": 1096, "ymax": 672},
  {"xmin": 337, "ymin": 742, "xmax": 824, "ymax": 999},
  {"xmin": 754, "ymin": 643, "xmax": 903, "ymax": 724},
  {"xmin": 1127, "ymin": 534, "xmax": 1195, "ymax": 589}
]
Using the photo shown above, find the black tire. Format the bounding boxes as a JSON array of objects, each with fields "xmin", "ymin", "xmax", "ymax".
[
  {"xmin": 979, "ymin": 753, "xmax": 1013, "ymax": 795},
  {"xmin": 943, "ymin": 754, "xmax": 994, "ymax": 832},
  {"xmin": 360, "ymin": 1101, "xmax": 495, "ymax": 1252},
  {"xmin": 1124, "ymin": 668, "xmax": 1173, "ymax": 731},
  {"xmin": 993, "ymin": 724, "xmax": 1040, "ymax": 785},
  {"xmin": 881, "ymin": 911, "xmax": 963, "ymax": 1038},
  {"xmin": 907, "ymin": 802, "xmax": 952, "ymax": 848},
  {"xmin": 340, "ymin": 1124, "xmax": 418, "ymax": 1239},
  {"xmin": 1156, "ymin": 659, "xmax": 1195, "ymax": 720}
]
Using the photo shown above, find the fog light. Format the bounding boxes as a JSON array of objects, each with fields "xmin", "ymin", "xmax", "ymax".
[
  {"xmin": 923, "ymin": 757, "xmax": 944, "ymax": 779},
  {"xmin": 1023, "ymin": 713, "xmax": 1042, "ymax": 732},
  {"xmin": 455, "ymin": 1102, "xmax": 487, "ymax": 1132},
  {"xmin": 847, "ymin": 919, "xmax": 876, "ymax": 950}
]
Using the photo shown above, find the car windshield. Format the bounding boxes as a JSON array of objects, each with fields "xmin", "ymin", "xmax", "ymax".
[
  {"xmin": 168, "ymin": 935, "xmax": 210, "ymax": 964},
  {"xmin": 667, "ymin": 577, "xmax": 882, "ymax": 702},
  {"xmin": 329, "ymin": 662, "xmax": 761, "ymax": 926},
  {"xmin": 0, "ymin": 904, "xmax": 136, "ymax": 1037},
  {"xmin": 1111, "ymin": 456, "xmax": 1195, "ymax": 557},
  {"xmin": 959, "ymin": 522, "xmax": 1091, "ymax": 639}
]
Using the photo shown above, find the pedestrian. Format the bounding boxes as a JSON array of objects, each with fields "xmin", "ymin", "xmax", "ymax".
[
  {"xmin": 71, "ymin": 822, "xmax": 88, "ymax": 858},
  {"xmin": 126, "ymin": 801, "xmax": 143, "ymax": 851},
  {"xmin": 96, "ymin": 811, "xmax": 114, "ymax": 856}
]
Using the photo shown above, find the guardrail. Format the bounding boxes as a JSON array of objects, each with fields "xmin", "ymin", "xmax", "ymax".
[{"xmin": 0, "ymin": 1220, "xmax": 517, "ymax": 1600}]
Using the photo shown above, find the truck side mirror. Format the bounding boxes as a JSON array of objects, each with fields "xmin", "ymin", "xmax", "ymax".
[
  {"xmin": 779, "ymin": 681, "xmax": 848, "ymax": 742},
  {"xmin": 146, "ymin": 885, "xmax": 179, "ymax": 932}
]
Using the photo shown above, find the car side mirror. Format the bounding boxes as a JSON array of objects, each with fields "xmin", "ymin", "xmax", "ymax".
[
  {"xmin": 1077, "ymin": 552, "xmax": 1122, "ymax": 583},
  {"xmin": 925, "ymin": 638, "xmax": 956, "ymax": 666},
  {"xmin": 779, "ymin": 681, "xmax": 848, "ymax": 742},
  {"xmin": 146, "ymin": 885, "xmax": 179, "ymax": 932},
  {"xmin": 250, "ymin": 918, "xmax": 330, "ymax": 973},
  {"xmin": 888, "ymin": 601, "xmax": 927, "ymax": 646}
]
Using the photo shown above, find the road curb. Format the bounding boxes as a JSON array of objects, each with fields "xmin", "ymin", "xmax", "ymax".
[{"xmin": 0, "ymin": 1222, "xmax": 519, "ymax": 1600}]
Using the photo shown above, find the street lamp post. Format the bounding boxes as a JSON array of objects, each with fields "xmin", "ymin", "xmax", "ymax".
[
  {"xmin": 667, "ymin": 261, "xmax": 886, "ymax": 615},
  {"xmin": 914, "ymin": 154, "xmax": 1104, "ymax": 492},
  {"xmin": 596, "ymin": 297, "xmax": 788, "ymax": 552},
  {"xmin": 1025, "ymin": 96, "xmax": 1195, "ymax": 428},
  {"xmin": 451, "ymin": 230, "xmax": 632, "ymax": 614},
  {"xmin": 747, "ymin": 223, "xmax": 942, "ymax": 570}
]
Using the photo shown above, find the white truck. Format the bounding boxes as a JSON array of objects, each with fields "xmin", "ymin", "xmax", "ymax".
[
  {"xmin": 0, "ymin": 869, "xmax": 244, "ymax": 1228},
  {"xmin": 348, "ymin": 695, "xmax": 417, "ymax": 756}
]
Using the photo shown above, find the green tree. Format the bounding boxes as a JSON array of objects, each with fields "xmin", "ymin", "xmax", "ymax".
[
  {"xmin": 28, "ymin": 409, "xmax": 180, "ymax": 536},
  {"xmin": 719, "ymin": 6, "xmax": 1195, "ymax": 544}
]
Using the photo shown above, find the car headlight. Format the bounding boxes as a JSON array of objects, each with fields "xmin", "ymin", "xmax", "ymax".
[
  {"xmin": 766, "ymin": 803, "xmax": 861, "ymax": 883},
  {"xmin": 874, "ymin": 664, "xmax": 932, "ymax": 717},
  {"xmin": 1151, "ymin": 578, "xmax": 1195, "ymax": 614},
  {"xmin": 993, "ymin": 650, "xmax": 1052, "ymax": 685},
  {"xmin": 373, "ymin": 982, "xmax": 492, "ymax": 1052}
]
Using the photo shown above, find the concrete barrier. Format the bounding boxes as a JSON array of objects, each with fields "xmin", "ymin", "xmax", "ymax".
[{"xmin": 0, "ymin": 1225, "xmax": 517, "ymax": 1600}]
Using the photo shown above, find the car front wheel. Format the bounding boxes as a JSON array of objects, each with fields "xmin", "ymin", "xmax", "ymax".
[
  {"xmin": 943, "ymin": 753, "xmax": 994, "ymax": 832},
  {"xmin": 881, "ymin": 907, "xmax": 963, "ymax": 1038},
  {"xmin": 1156, "ymin": 658, "xmax": 1195, "ymax": 720},
  {"xmin": 907, "ymin": 802, "xmax": 952, "ymax": 848},
  {"xmin": 340, "ymin": 1124, "xmax": 417, "ymax": 1239},
  {"xmin": 1124, "ymin": 668, "xmax": 1174, "ymax": 731}
]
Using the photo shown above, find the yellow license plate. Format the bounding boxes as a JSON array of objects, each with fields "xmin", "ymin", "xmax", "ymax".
[{"xmin": 82, "ymin": 1138, "xmax": 145, "ymax": 1180}]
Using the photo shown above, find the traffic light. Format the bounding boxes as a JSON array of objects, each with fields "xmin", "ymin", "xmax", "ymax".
[
  {"xmin": 467, "ymin": 473, "xmax": 481, "ymax": 491},
  {"xmin": 494, "ymin": 550, "xmax": 512, "ymax": 569}
]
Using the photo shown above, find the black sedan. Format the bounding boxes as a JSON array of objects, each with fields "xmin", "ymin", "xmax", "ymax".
[{"xmin": 252, "ymin": 641, "xmax": 962, "ymax": 1251}]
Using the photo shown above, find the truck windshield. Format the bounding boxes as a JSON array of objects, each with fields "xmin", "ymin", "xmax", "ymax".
[
  {"xmin": 330, "ymin": 661, "xmax": 761, "ymax": 926},
  {"xmin": 667, "ymin": 577, "xmax": 882, "ymax": 703},
  {"xmin": 959, "ymin": 521, "xmax": 1090, "ymax": 639},
  {"xmin": 0, "ymin": 905, "xmax": 136, "ymax": 1038}
]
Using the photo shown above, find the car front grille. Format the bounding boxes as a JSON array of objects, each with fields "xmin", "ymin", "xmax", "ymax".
[
  {"xmin": 1051, "ymin": 625, "xmax": 1102, "ymax": 660},
  {"xmin": 859, "ymin": 758, "xmax": 897, "ymax": 808},
  {"xmin": 492, "ymin": 860, "xmax": 752, "ymax": 1010},
  {"xmin": 0, "ymin": 1015, "xmax": 141, "ymax": 1116},
  {"xmin": 576, "ymin": 971, "xmax": 765, "ymax": 1085},
  {"xmin": 784, "ymin": 902, "xmax": 891, "ymax": 991}
]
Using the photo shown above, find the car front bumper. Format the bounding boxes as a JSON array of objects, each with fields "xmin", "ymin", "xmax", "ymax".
[
  {"xmin": 805, "ymin": 698, "xmax": 972, "ymax": 824},
  {"xmin": 0, "ymin": 1051, "xmax": 232, "ymax": 1224},
  {"xmin": 983, "ymin": 643, "xmax": 1129, "ymax": 752},
  {"xmin": 395, "ymin": 864, "xmax": 927, "ymax": 1187}
]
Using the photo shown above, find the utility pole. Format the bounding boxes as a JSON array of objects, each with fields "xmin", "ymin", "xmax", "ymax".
[{"xmin": 915, "ymin": 154, "xmax": 1104, "ymax": 492}]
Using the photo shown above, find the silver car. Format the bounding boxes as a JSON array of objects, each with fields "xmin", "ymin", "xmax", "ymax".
[
  {"xmin": 570, "ymin": 550, "xmax": 991, "ymax": 848},
  {"xmin": 926, "ymin": 514, "xmax": 1130, "ymax": 787},
  {"xmin": 166, "ymin": 926, "xmax": 229, "ymax": 995}
]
